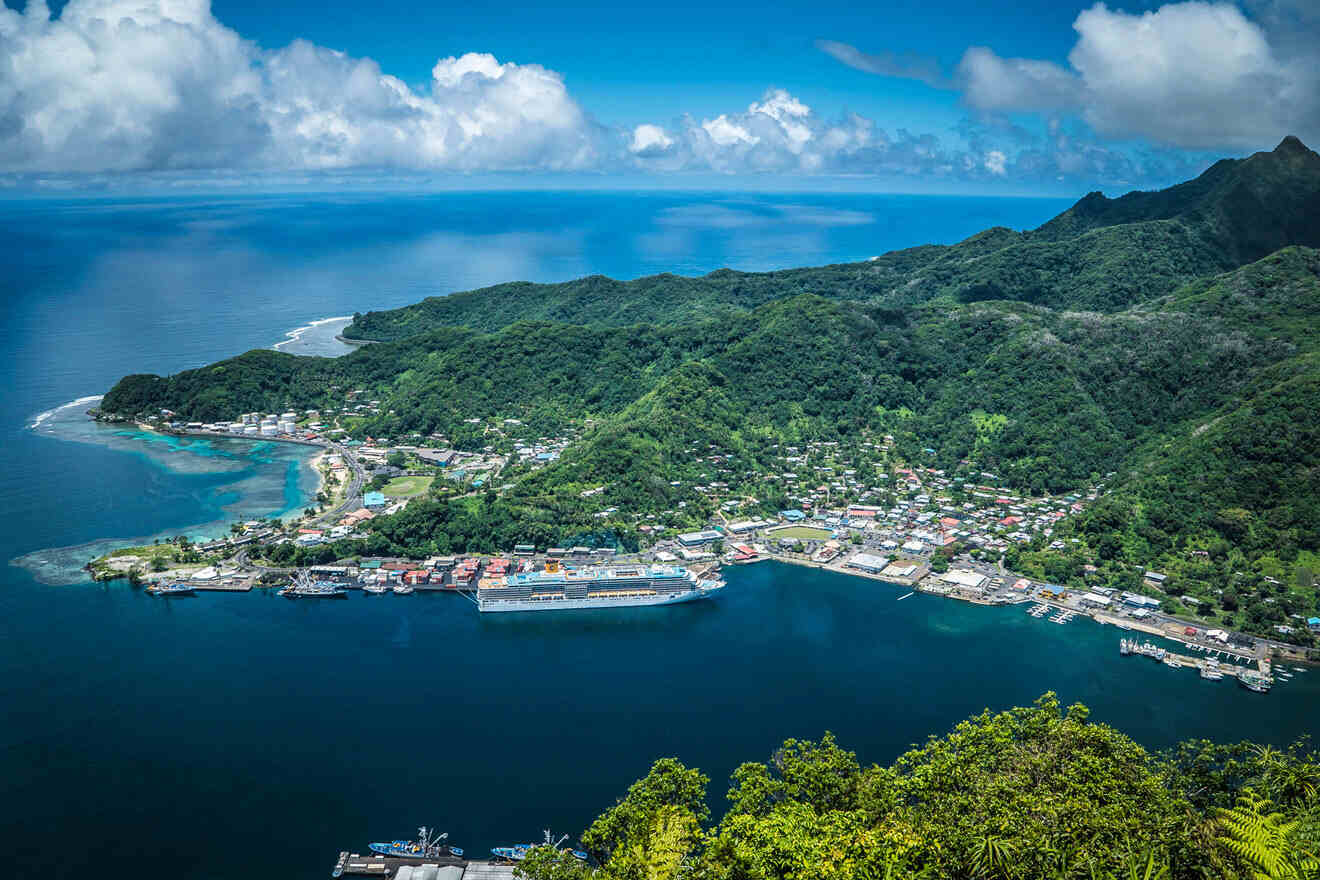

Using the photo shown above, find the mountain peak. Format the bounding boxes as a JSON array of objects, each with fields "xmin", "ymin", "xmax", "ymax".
[{"xmin": 1274, "ymin": 135, "xmax": 1311, "ymax": 155}]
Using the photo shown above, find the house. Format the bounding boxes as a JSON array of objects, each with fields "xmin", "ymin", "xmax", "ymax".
[
  {"xmin": 1144, "ymin": 570, "xmax": 1168, "ymax": 585},
  {"xmin": 1308, "ymin": 617, "xmax": 1320, "ymax": 632}
]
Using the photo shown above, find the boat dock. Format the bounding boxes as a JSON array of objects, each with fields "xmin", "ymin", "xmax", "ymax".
[
  {"xmin": 333, "ymin": 853, "xmax": 512, "ymax": 879},
  {"xmin": 1118, "ymin": 638, "xmax": 1274, "ymax": 689}
]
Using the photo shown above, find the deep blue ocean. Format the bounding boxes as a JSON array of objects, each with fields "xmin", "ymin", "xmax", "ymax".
[{"xmin": 3, "ymin": 191, "xmax": 1317, "ymax": 880}]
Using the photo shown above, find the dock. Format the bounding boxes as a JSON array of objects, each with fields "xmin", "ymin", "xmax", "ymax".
[{"xmin": 333, "ymin": 853, "xmax": 511, "ymax": 879}]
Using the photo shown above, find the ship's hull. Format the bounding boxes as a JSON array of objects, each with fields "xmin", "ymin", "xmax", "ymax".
[
  {"xmin": 369, "ymin": 843, "xmax": 463, "ymax": 859},
  {"xmin": 478, "ymin": 588, "xmax": 718, "ymax": 613},
  {"xmin": 281, "ymin": 590, "xmax": 348, "ymax": 599}
]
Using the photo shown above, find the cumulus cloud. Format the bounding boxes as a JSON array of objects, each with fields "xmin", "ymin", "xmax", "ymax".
[
  {"xmin": 0, "ymin": 0, "xmax": 1251, "ymax": 186},
  {"xmin": 958, "ymin": 1, "xmax": 1319, "ymax": 149},
  {"xmin": 0, "ymin": 0, "xmax": 605, "ymax": 172},
  {"xmin": 822, "ymin": 1, "xmax": 1320, "ymax": 150}
]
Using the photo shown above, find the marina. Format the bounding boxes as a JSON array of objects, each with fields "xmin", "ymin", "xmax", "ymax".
[{"xmin": 1119, "ymin": 638, "xmax": 1275, "ymax": 691}]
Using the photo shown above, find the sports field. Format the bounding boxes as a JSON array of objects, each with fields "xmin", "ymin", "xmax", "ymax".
[
  {"xmin": 382, "ymin": 475, "xmax": 434, "ymax": 497},
  {"xmin": 766, "ymin": 525, "xmax": 832, "ymax": 541}
]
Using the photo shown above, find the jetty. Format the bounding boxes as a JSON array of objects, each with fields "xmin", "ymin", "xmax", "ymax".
[{"xmin": 332, "ymin": 852, "xmax": 512, "ymax": 879}]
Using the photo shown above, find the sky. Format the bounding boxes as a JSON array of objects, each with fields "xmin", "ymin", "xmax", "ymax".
[{"xmin": 1, "ymin": 0, "xmax": 1318, "ymax": 194}]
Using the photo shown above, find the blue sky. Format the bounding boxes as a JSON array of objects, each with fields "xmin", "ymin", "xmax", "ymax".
[{"xmin": 1, "ymin": 0, "xmax": 1317, "ymax": 193}]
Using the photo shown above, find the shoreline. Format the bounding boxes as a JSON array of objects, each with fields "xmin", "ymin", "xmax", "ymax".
[{"xmin": 272, "ymin": 315, "xmax": 354, "ymax": 353}]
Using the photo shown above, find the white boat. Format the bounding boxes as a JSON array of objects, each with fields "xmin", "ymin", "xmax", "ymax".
[{"xmin": 393, "ymin": 584, "xmax": 415, "ymax": 595}]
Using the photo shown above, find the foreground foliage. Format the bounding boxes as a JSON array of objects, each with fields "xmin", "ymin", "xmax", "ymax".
[{"xmin": 514, "ymin": 696, "xmax": 1320, "ymax": 880}]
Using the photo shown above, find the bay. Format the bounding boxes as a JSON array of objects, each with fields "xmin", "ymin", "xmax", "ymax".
[{"xmin": 5, "ymin": 190, "xmax": 1313, "ymax": 880}]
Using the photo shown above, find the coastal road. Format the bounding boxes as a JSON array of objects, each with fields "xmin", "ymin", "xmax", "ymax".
[{"xmin": 318, "ymin": 442, "xmax": 366, "ymax": 522}]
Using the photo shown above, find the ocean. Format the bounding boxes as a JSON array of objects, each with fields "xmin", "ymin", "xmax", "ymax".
[{"xmin": 3, "ymin": 191, "xmax": 1315, "ymax": 880}]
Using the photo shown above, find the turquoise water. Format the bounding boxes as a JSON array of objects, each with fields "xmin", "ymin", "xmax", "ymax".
[{"xmin": 3, "ymin": 191, "xmax": 1315, "ymax": 880}]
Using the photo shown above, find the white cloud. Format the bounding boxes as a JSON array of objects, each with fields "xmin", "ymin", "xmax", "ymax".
[
  {"xmin": 0, "ymin": 0, "xmax": 1262, "ymax": 186},
  {"xmin": 956, "ymin": 48, "xmax": 1081, "ymax": 113},
  {"xmin": 701, "ymin": 115, "xmax": 759, "ymax": 147},
  {"xmin": 954, "ymin": 1, "xmax": 1319, "ymax": 149},
  {"xmin": 0, "ymin": 0, "xmax": 604, "ymax": 172},
  {"xmin": 629, "ymin": 124, "xmax": 673, "ymax": 155}
]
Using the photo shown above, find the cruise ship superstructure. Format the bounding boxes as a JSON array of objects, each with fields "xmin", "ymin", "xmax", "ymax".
[{"xmin": 476, "ymin": 560, "xmax": 723, "ymax": 613}]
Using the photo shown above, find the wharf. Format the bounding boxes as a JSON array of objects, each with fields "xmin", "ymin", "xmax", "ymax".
[{"xmin": 332, "ymin": 852, "xmax": 503, "ymax": 879}]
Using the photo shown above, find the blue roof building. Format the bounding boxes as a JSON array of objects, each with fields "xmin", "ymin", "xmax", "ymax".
[
  {"xmin": 363, "ymin": 491, "xmax": 387, "ymax": 508},
  {"xmin": 780, "ymin": 509, "xmax": 806, "ymax": 522}
]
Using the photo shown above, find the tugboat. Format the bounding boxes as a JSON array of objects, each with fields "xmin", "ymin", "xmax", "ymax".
[
  {"xmin": 147, "ymin": 582, "xmax": 195, "ymax": 597},
  {"xmin": 369, "ymin": 827, "xmax": 463, "ymax": 860},
  {"xmin": 278, "ymin": 571, "xmax": 348, "ymax": 599}
]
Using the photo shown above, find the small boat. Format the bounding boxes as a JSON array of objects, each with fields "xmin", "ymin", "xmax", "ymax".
[
  {"xmin": 393, "ymin": 584, "xmax": 415, "ymax": 595},
  {"xmin": 369, "ymin": 827, "xmax": 461, "ymax": 860},
  {"xmin": 1200, "ymin": 665, "xmax": 1224, "ymax": 681},
  {"xmin": 492, "ymin": 845, "xmax": 532, "ymax": 862},
  {"xmin": 147, "ymin": 582, "xmax": 195, "ymax": 597},
  {"xmin": 363, "ymin": 582, "xmax": 389, "ymax": 595}
]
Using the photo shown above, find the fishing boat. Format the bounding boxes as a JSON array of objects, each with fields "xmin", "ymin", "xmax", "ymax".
[
  {"xmin": 492, "ymin": 830, "xmax": 575, "ymax": 862},
  {"xmin": 278, "ymin": 571, "xmax": 348, "ymax": 599},
  {"xmin": 147, "ymin": 582, "xmax": 195, "ymax": 597},
  {"xmin": 369, "ymin": 827, "xmax": 462, "ymax": 860},
  {"xmin": 1238, "ymin": 670, "xmax": 1273, "ymax": 693}
]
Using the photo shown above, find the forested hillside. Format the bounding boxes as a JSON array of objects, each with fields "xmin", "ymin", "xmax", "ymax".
[
  {"xmin": 342, "ymin": 137, "xmax": 1320, "ymax": 338},
  {"xmin": 512, "ymin": 695, "xmax": 1320, "ymax": 880},
  {"xmin": 99, "ymin": 138, "xmax": 1320, "ymax": 626}
]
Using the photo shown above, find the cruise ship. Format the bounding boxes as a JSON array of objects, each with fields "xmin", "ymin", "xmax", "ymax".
[{"xmin": 476, "ymin": 560, "xmax": 723, "ymax": 613}]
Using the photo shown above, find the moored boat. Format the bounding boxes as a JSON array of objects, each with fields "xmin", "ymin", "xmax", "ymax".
[
  {"xmin": 147, "ymin": 582, "xmax": 195, "ymax": 597},
  {"xmin": 279, "ymin": 571, "xmax": 348, "ymax": 599},
  {"xmin": 368, "ymin": 827, "xmax": 461, "ymax": 860}
]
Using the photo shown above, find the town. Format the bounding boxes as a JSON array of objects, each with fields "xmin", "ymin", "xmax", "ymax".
[{"xmin": 88, "ymin": 405, "xmax": 1320, "ymax": 687}]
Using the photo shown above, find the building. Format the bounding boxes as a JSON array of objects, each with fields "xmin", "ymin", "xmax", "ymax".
[
  {"xmin": 779, "ymin": 509, "xmax": 807, "ymax": 522},
  {"xmin": 363, "ymin": 491, "xmax": 387, "ymax": 509},
  {"xmin": 846, "ymin": 552, "xmax": 888, "ymax": 574},
  {"xmin": 677, "ymin": 530, "xmax": 723, "ymax": 547},
  {"xmin": 1121, "ymin": 592, "xmax": 1161, "ymax": 609},
  {"xmin": 938, "ymin": 569, "xmax": 988, "ymax": 590},
  {"xmin": 1144, "ymin": 570, "xmax": 1168, "ymax": 585},
  {"xmin": 880, "ymin": 561, "xmax": 918, "ymax": 579},
  {"xmin": 1080, "ymin": 591, "xmax": 1113, "ymax": 608}
]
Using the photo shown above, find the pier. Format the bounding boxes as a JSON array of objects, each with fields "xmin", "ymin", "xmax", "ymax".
[{"xmin": 332, "ymin": 853, "xmax": 512, "ymax": 880}]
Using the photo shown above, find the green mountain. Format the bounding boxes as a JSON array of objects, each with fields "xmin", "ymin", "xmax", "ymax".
[
  {"xmin": 100, "ymin": 138, "xmax": 1320, "ymax": 637},
  {"xmin": 341, "ymin": 136, "xmax": 1320, "ymax": 337}
]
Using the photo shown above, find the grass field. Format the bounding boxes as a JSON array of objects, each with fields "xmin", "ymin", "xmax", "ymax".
[
  {"xmin": 767, "ymin": 525, "xmax": 833, "ymax": 540},
  {"xmin": 382, "ymin": 475, "xmax": 434, "ymax": 497}
]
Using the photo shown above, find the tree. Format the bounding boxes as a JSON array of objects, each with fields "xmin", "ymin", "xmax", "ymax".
[{"xmin": 580, "ymin": 758, "xmax": 709, "ymax": 863}]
